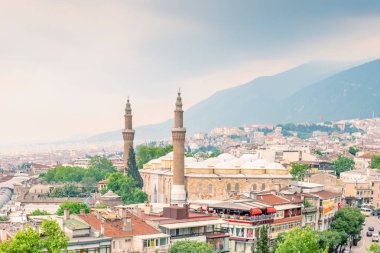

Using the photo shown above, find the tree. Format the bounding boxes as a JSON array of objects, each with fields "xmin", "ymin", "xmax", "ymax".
[
  {"xmin": 370, "ymin": 155, "xmax": 380, "ymax": 169},
  {"xmin": 275, "ymin": 226, "xmax": 328, "ymax": 253},
  {"xmin": 333, "ymin": 156, "xmax": 355, "ymax": 177},
  {"xmin": 314, "ymin": 150, "xmax": 323, "ymax": 156},
  {"xmin": 253, "ymin": 225, "xmax": 270, "ymax": 253},
  {"xmin": 106, "ymin": 172, "xmax": 147, "ymax": 204},
  {"xmin": 127, "ymin": 147, "xmax": 143, "ymax": 188},
  {"xmin": 317, "ymin": 230, "xmax": 344, "ymax": 253},
  {"xmin": 30, "ymin": 209, "xmax": 51, "ymax": 216},
  {"xmin": 0, "ymin": 220, "xmax": 68, "ymax": 253},
  {"xmin": 40, "ymin": 220, "xmax": 69, "ymax": 253},
  {"xmin": 290, "ymin": 163, "xmax": 309, "ymax": 181},
  {"xmin": 330, "ymin": 207, "xmax": 364, "ymax": 248},
  {"xmin": 49, "ymin": 184, "xmax": 80, "ymax": 198},
  {"xmin": 348, "ymin": 146, "xmax": 359, "ymax": 156},
  {"xmin": 370, "ymin": 243, "xmax": 380, "ymax": 253},
  {"xmin": 169, "ymin": 240, "xmax": 215, "ymax": 253},
  {"xmin": 136, "ymin": 145, "xmax": 173, "ymax": 169},
  {"xmin": 81, "ymin": 176, "xmax": 97, "ymax": 194},
  {"xmin": 56, "ymin": 202, "xmax": 90, "ymax": 216}
]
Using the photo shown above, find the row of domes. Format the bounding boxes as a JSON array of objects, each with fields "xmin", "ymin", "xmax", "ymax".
[{"xmin": 146, "ymin": 152, "xmax": 286, "ymax": 170}]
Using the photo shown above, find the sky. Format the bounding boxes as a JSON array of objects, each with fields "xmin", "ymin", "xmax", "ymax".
[{"xmin": 1, "ymin": 0, "xmax": 380, "ymax": 144}]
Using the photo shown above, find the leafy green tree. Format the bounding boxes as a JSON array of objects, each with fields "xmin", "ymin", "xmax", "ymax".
[
  {"xmin": 81, "ymin": 176, "xmax": 97, "ymax": 194},
  {"xmin": 49, "ymin": 184, "xmax": 80, "ymax": 198},
  {"xmin": 30, "ymin": 209, "xmax": 51, "ymax": 216},
  {"xmin": 56, "ymin": 202, "xmax": 90, "ymax": 216},
  {"xmin": 348, "ymin": 146, "xmax": 359, "ymax": 156},
  {"xmin": 0, "ymin": 220, "xmax": 68, "ymax": 253},
  {"xmin": 333, "ymin": 156, "xmax": 355, "ymax": 177},
  {"xmin": 127, "ymin": 147, "xmax": 143, "ymax": 188},
  {"xmin": 136, "ymin": 145, "xmax": 173, "ymax": 169},
  {"xmin": 253, "ymin": 225, "xmax": 270, "ymax": 253},
  {"xmin": 169, "ymin": 240, "xmax": 215, "ymax": 253},
  {"xmin": 0, "ymin": 217, "xmax": 9, "ymax": 221},
  {"xmin": 314, "ymin": 150, "xmax": 323, "ymax": 156},
  {"xmin": 330, "ymin": 207, "xmax": 364, "ymax": 248},
  {"xmin": 106, "ymin": 172, "xmax": 148, "ymax": 204},
  {"xmin": 317, "ymin": 230, "xmax": 344, "ymax": 253},
  {"xmin": 40, "ymin": 220, "xmax": 69, "ymax": 253},
  {"xmin": 370, "ymin": 243, "xmax": 380, "ymax": 253},
  {"xmin": 275, "ymin": 226, "xmax": 328, "ymax": 253},
  {"xmin": 370, "ymin": 155, "xmax": 380, "ymax": 169},
  {"xmin": 290, "ymin": 163, "xmax": 309, "ymax": 181}
]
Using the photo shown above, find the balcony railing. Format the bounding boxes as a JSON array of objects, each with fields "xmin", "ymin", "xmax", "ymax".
[
  {"xmin": 171, "ymin": 229, "xmax": 228, "ymax": 239},
  {"xmin": 303, "ymin": 207, "xmax": 318, "ymax": 213},
  {"xmin": 215, "ymin": 213, "xmax": 275, "ymax": 222}
]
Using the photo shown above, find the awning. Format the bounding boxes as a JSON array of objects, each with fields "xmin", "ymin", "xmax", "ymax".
[
  {"xmin": 250, "ymin": 208, "xmax": 262, "ymax": 215},
  {"xmin": 266, "ymin": 207, "xmax": 276, "ymax": 213}
]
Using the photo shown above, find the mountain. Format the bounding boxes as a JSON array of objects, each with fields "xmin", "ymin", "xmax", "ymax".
[
  {"xmin": 280, "ymin": 59, "xmax": 380, "ymax": 123},
  {"xmin": 88, "ymin": 62, "xmax": 345, "ymax": 142}
]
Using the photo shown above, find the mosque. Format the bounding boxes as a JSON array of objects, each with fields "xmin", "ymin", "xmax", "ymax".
[{"xmin": 123, "ymin": 92, "xmax": 292, "ymax": 204}]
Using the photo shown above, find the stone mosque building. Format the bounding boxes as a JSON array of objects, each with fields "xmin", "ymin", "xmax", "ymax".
[{"xmin": 123, "ymin": 93, "xmax": 292, "ymax": 204}]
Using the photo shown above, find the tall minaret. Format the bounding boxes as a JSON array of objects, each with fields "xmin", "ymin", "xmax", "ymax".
[
  {"xmin": 122, "ymin": 98, "xmax": 135, "ymax": 174},
  {"xmin": 171, "ymin": 90, "xmax": 187, "ymax": 205}
]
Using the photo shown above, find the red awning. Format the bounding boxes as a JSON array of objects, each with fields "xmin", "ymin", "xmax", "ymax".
[
  {"xmin": 251, "ymin": 208, "xmax": 263, "ymax": 215},
  {"xmin": 266, "ymin": 207, "xmax": 276, "ymax": 213}
]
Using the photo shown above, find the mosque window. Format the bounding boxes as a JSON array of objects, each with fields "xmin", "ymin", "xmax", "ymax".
[
  {"xmin": 235, "ymin": 183, "xmax": 239, "ymax": 192},
  {"xmin": 261, "ymin": 183, "xmax": 266, "ymax": 190},
  {"xmin": 199, "ymin": 183, "xmax": 204, "ymax": 194},
  {"xmin": 208, "ymin": 184, "xmax": 213, "ymax": 194},
  {"xmin": 227, "ymin": 183, "xmax": 231, "ymax": 193},
  {"xmin": 252, "ymin": 184, "xmax": 257, "ymax": 191}
]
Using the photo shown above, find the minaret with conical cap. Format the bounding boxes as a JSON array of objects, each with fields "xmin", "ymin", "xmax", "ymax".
[
  {"xmin": 122, "ymin": 98, "xmax": 135, "ymax": 173},
  {"xmin": 171, "ymin": 90, "xmax": 187, "ymax": 205}
]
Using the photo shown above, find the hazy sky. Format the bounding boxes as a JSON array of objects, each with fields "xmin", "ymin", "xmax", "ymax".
[{"xmin": 1, "ymin": 0, "xmax": 380, "ymax": 144}]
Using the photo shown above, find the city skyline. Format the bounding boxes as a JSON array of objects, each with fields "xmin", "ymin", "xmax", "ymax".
[{"xmin": 1, "ymin": 0, "xmax": 380, "ymax": 144}]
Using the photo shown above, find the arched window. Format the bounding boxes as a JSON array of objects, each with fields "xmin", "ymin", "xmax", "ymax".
[
  {"xmin": 252, "ymin": 184, "xmax": 257, "ymax": 191},
  {"xmin": 208, "ymin": 184, "xmax": 213, "ymax": 194},
  {"xmin": 235, "ymin": 183, "xmax": 239, "ymax": 192},
  {"xmin": 199, "ymin": 183, "xmax": 204, "ymax": 194},
  {"xmin": 227, "ymin": 183, "xmax": 231, "ymax": 193},
  {"xmin": 261, "ymin": 183, "xmax": 266, "ymax": 191}
]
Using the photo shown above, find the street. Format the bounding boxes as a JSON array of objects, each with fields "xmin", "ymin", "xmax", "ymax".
[{"xmin": 351, "ymin": 215, "xmax": 380, "ymax": 253}]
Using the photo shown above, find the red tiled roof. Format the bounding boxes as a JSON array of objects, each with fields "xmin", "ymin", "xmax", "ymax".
[
  {"xmin": 256, "ymin": 194, "xmax": 292, "ymax": 205},
  {"xmin": 98, "ymin": 179, "xmax": 108, "ymax": 184},
  {"xmin": 140, "ymin": 211, "xmax": 219, "ymax": 225},
  {"xmin": 77, "ymin": 213, "xmax": 159, "ymax": 237},
  {"xmin": 310, "ymin": 190, "xmax": 340, "ymax": 199}
]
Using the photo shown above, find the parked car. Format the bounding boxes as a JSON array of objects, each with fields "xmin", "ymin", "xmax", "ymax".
[
  {"xmin": 372, "ymin": 234, "xmax": 379, "ymax": 242},
  {"xmin": 368, "ymin": 231, "xmax": 373, "ymax": 237},
  {"xmin": 369, "ymin": 227, "xmax": 375, "ymax": 231}
]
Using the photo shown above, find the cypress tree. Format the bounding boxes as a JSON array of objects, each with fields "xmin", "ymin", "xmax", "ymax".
[
  {"xmin": 127, "ymin": 147, "xmax": 143, "ymax": 188},
  {"xmin": 253, "ymin": 225, "xmax": 270, "ymax": 253}
]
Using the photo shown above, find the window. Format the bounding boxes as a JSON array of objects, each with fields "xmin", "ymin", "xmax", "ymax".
[
  {"xmin": 227, "ymin": 183, "xmax": 231, "ymax": 193},
  {"xmin": 261, "ymin": 183, "xmax": 265, "ymax": 191},
  {"xmin": 252, "ymin": 184, "xmax": 257, "ymax": 191},
  {"xmin": 112, "ymin": 241, "xmax": 115, "ymax": 249},
  {"xmin": 208, "ymin": 184, "xmax": 213, "ymax": 194},
  {"xmin": 199, "ymin": 183, "xmax": 204, "ymax": 194},
  {"xmin": 235, "ymin": 183, "xmax": 239, "ymax": 192}
]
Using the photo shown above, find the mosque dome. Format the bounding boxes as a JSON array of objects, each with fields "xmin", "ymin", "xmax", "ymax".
[
  {"xmin": 240, "ymin": 154, "xmax": 258, "ymax": 162},
  {"xmin": 266, "ymin": 162, "xmax": 285, "ymax": 170},
  {"xmin": 251, "ymin": 159, "xmax": 269, "ymax": 168},
  {"xmin": 204, "ymin": 157, "xmax": 219, "ymax": 167},
  {"xmin": 217, "ymin": 153, "xmax": 235, "ymax": 162},
  {"xmin": 214, "ymin": 161, "xmax": 234, "ymax": 169},
  {"xmin": 187, "ymin": 162, "xmax": 207, "ymax": 169},
  {"xmin": 185, "ymin": 157, "xmax": 197, "ymax": 165}
]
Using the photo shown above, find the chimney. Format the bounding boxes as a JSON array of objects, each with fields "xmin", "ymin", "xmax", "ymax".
[
  {"xmin": 80, "ymin": 209, "xmax": 85, "ymax": 215},
  {"xmin": 100, "ymin": 219, "xmax": 105, "ymax": 237},
  {"xmin": 123, "ymin": 217, "xmax": 132, "ymax": 232},
  {"xmin": 64, "ymin": 208, "xmax": 70, "ymax": 221},
  {"xmin": 96, "ymin": 211, "xmax": 101, "ymax": 220}
]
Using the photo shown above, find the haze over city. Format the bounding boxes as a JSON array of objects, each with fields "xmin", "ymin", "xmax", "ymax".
[{"xmin": 1, "ymin": 0, "xmax": 380, "ymax": 144}]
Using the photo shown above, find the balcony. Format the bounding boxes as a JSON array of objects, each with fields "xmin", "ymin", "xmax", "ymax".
[
  {"xmin": 217, "ymin": 213, "xmax": 275, "ymax": 223},
  {"xmin": 171, "ymin": 229, "xmax": 229, "ymax": 240},
  {"xmin": 303, "ymin": 207, "xmax": 318, "ymax": 213},
  {"xmin": 142, "ymin": 245, "xmax": 169, "ymax": 253}
]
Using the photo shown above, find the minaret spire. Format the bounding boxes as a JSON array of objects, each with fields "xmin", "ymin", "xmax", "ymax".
[
  {"xmin": 171, "ymin": 90, "xmax": 187, "ymax": 205},
  {"xmin": 122, "ymin": 98, "xmax": 135, "ymax": 174}
]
